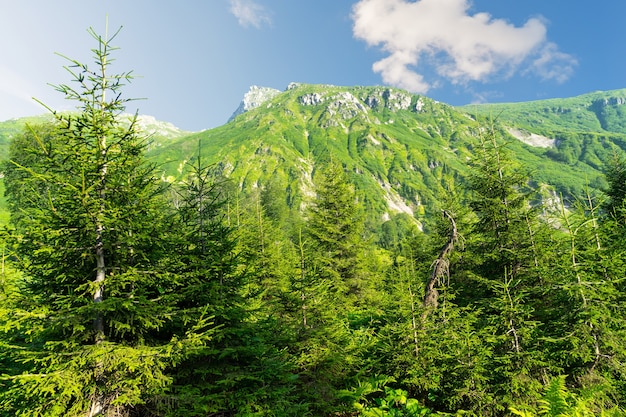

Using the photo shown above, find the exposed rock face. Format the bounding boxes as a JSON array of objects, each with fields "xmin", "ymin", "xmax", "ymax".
[
  {"xmin": 383, "ymin": 89, "xmax": 412, "ymax": 111},
  {"xmin": 325, "ymin": 92, "xmax": 368, "ymax": 119},
  {"xmin": 364, "ymin": 95, "xmax": 381, "ymax": 109},
  {"xmin": 228, "ymin": 85, "xmax": 281, "ymax": 121},
  {"xmin": 299, "ymin": 91, "xmax": 370, "ymax": 127},
  {"xmin": 507, "ymin": 127, "xmax": 555, "ymax": 148},
  {"xmin": 298, "ymin": 92, "xmax": 326, "ymax": 106},
  {"xmin": 378, "ymin": 179, "xmax": 414, "ymax": 217},
  {"xmin": 363, "ymin": 88, "xmax": 412, "ymax": 111},
  {"xmin": 594, "ymin": 97, "xmax": 626, "ymax": 107},
  {"xmin": 415, "ymin": 98, "xmax": 425, "ymax": 112}
]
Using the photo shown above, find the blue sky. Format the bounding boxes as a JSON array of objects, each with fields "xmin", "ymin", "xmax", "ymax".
[{"xmin": 1, "ymin": 0, "xmax": 624, "ymax": 131}]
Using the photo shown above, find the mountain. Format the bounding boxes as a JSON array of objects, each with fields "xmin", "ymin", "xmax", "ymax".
[
  {"xmin": 465, "ymin": 89, "xmax": 626, "ymax": 135},
  {"xmin": 151, "ymin": 83, "xmax": 481, "ymax": 225},
  {"xmin": 466, "ymin": 89, "xmax": 626, "ymax": 175},
  {"xmin": 146, "ymin": 84, "xmax": 626, "ymax": 228},
  {"xmin": 2, "ymin": 85, "xmax": 625, "ymax": 229},
  {"xmin": 0, "ymin": 114, "xmax": 190, "ymax": 143}
]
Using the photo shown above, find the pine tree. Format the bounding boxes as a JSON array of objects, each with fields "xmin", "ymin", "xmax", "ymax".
[
  {"xmin": 602, "ymin": 151, "xmax": 626, "ymax": 218},
  {"xmin": 464, "ymin": 126, "xmax": 546, "ymax": 409},
  {"xmin": 306, "ymin": 160, "xmax": 367, "ymax": 298},
  {"xmin": 161, "ymin": 153, "xmax": 306, "ymax": 416},
  {"xmin": 0, "ymin": 25, "xmax": 211, "ymax": 416}
]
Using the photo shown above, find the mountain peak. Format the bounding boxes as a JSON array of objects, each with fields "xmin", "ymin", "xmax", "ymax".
[
  {"xmin": 131, "ymin": 115, "xmax": 191, "ymax": 138},
  {"xmin": 228, "ymin": 85, "xmax": 281, "ymax": 122}
]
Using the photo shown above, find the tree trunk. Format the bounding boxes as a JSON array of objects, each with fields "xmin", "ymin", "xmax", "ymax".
[
  {"xmin": 94, "ymin": 230, "xmax": 106, "ymax": 345},
  {"xmin": 91, "ymin": 42, "xmax": 109, "ymax": 415},
  {"xmin": 298, "ymin": 229, "xmax": 308, "ymax": 328},
  {"xmin": 423, "ymin": 210, "xmax": 458, "ymax": 310}
]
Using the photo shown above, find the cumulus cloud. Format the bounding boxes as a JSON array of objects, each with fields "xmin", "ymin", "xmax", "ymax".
[
  {"xmin": 229, "ymin": 0, "xmax": 272, "ymax": 29},
  {"xmin": 351, "ymin": 0, "xmax": 577, "ymax": 93}
]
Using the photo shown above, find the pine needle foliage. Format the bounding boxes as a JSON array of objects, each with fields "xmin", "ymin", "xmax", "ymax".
[{"xmin": 0, "ymin": 25, "xmax": 215, "ymax": 416}]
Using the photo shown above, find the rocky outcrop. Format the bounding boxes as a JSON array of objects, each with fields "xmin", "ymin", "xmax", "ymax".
[
  {"xmin": 228, "ymin": 85, "xmax": 281, "ymax": 121},
  {"xmin": 298, "ymin": 92, "xmax": 326, "ymax": 106},
  {"xmin": 507, "ymin": 127, "xmax": 555, "ymax": 148},
  {"xmin": 363, "ymin": 88, "xmax": 413, "ymax": 111},
  {"xmin": 298, "ymin": 90, "xmax": 371, "ymax": 127},
  {"xmin": 325, "ymin": 92, "xmax": 368, "ymax": 119},
  {"xmin": 383, "ymin": 89, "xmax": 412, "ymax": 111},
  {"xmin": 593, "ymin": 97, "xmax": 626, "ymax": 107}
]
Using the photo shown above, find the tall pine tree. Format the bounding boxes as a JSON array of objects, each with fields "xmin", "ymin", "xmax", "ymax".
[
  {"xmin": 465, "ymin": 126, "xmax": 546, "ymax": 411},
  {"xmin": 0, "ymin": 25, "xmax": 212, "ymax": 416},
  {"xmin": 307, "ymin": 160, "xmax": 367, "ymax": 298}
]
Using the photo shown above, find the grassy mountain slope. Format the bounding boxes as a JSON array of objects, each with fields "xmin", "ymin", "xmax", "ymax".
[
  {"xmin": 0, "ymin": 114, "xmax": 190, "ymax": 151},
  {"xmin": 2, "ymin": 85, "xmax": 624, "ymax": 228},
  {"xmin": 151, "ymin": 84, "xmax": 477, "ymax": 224},
  {"xmin": 148, "ymin": 84, "xmax": 621, "ymax": 227},
  {"xmin": 466, "ymin": 89, "xmax": 626, "ymax": 135},
  {"xmin": 468, "ymin": 89, "xmax": 626, "ymax": 189}
]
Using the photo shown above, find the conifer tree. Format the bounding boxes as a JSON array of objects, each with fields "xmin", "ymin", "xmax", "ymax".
[
  {"xmin": 547, "ymin": 164, "xmax": 626, "ymax": 407},
  {"xmin": 307, "ymin": 160, "xmax": 367, "ymax": 297},
  {"xmin": 288, "ymin": 160, "xmax": 376, "ymax": 413},
  {"xmin": 547, "ymin": 193, "xmax": 626, "ymax": 403},
  {"xmin": 465, "ymin": 126, "xmax": 546, "ymax": 408},
  {"xmin": 161, "ymin": 155, "xmax": 306, "ymax": 416},
  {"xmin": 0, "ymin": 25, "xmax": 211, "ymax": 416},
  {"xmin": 603, "ymin": 151, "xmax": 626, "ymax": 218}
]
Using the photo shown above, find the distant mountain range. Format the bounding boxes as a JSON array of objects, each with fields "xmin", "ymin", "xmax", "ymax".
[{"xmin": 2, "ymin": 84, "xmax": 626, "ymax": 227}]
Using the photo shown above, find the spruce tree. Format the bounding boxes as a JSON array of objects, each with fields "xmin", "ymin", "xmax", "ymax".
[
  {"xmin": 546, "ymin": 192, "xmax": 626, "ymax": 406},
  {"xmin": 288, "ymin": 160, "xmax": 375, "ymax": 413},
  {"xmin": 161, "ymin": 154, "xmax": 307, "ymax": 416},
  {"xmin": 603, "ymin": 151, "xmax": 626, "ymax": 218},
  {"xmin": 307, "ymin": 160, "xmax": 367, "ymax": 297},
  {"xmin": 0, "ymin": 26, "xmax": 211, "ymax": 416},
  {"xmin": 465, "ymin": 126, "xmax": 546, "ymax": 409},
  {"xmin": 555, "ymin": 160, "xmax": 626, "ymax": 407}
]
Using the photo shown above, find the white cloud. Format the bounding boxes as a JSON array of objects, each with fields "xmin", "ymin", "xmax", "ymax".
[
  {"xmin": 351, "ymin": 0, "xmax": 577, "ymax": 93},
  {"xmin": 229, "ymin": 0, "xmax": 272, "ymax": 29},
  {"xmin": 530, "ymin": 42, "xmax": 578, "ymax": 83}
]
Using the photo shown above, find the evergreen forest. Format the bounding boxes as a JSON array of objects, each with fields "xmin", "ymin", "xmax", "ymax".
[{"xmin": 2, "ymin": 27, "xmax": 626, "ymax": 417}]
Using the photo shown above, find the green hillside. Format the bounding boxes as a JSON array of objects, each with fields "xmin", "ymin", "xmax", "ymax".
[
  {"xmin": 145, "ymin": 84, "xmax": 623, "ymax": 228},
  {"xmin": 466, "ymin": 89, "xmax": 626, "ymax": 134},
  {"xmin": 2, "ymin": 85, "xmax": 625, "ymax": 229},
  {"xmin": 468, "ymin": 89, "xmax": 626, "ymax": 181}
]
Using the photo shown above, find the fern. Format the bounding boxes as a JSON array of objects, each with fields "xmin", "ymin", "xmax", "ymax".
[
  {"xmin": 539, "ymin": 376, "xmax": 573, "ymax": 417},
  {"xmin": 509, "ymin": 376, "xmax": 621, "ymax": 417}
]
